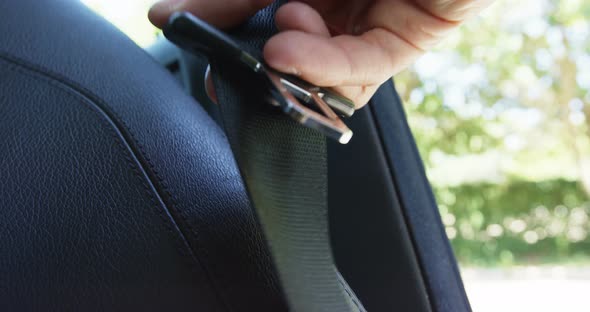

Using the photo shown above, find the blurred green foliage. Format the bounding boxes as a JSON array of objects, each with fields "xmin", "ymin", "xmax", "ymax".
[
  {"xmin": 396, "ymin": 0, "xmax": 590, "ymax": 265},
  {"xmin": 438, "ymin": 179, "xmax": 590, "ymax": 265}
]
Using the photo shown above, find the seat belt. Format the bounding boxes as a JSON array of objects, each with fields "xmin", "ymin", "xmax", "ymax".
[{"xmin": 208, "ymin": 2, "xmax": 365, "ymax": 311}]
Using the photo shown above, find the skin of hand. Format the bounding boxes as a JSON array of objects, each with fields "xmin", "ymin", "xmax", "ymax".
[{"xmin": 149, "ymin": 0, "xmax": 493, "ymax": 108}]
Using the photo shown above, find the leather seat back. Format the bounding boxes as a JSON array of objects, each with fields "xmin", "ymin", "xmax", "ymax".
[{"xmin": 0, "ymin": 0, "xmax": 284, "ymax": 310}]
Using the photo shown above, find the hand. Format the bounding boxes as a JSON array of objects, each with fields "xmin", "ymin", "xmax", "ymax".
[{"xmin": 149, "ymin": 0, "xmax": 493, "ymax": 108}]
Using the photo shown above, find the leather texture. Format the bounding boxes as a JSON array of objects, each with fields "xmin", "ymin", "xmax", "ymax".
[{"xmin": 0, "ymin": 0, "xmax": 284, "ymax": 310}]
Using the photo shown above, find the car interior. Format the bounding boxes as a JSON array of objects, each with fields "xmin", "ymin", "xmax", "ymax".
[{"xmin": 0, "ymin": 0, "xmax": 471, "ymax": 310}]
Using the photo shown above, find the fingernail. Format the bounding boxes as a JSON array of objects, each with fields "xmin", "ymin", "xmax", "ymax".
[
  {"xmin": 266, "ymin": 57, "xmax": 301, "ymax": 76},
  {"xmin": 284, "ymin": 66, "xmax": 301, "ymax": 76},
  {"xmin": 150, "ymin": 0, "xmax": 186, "ymax": 15}
]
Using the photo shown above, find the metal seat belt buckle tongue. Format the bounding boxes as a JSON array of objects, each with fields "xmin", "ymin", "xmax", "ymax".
[{"xmin": 163, "ymin": 12, "xmax": 354, "ymax": 144}]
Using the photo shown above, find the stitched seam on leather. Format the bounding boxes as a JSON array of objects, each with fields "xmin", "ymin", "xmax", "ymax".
[
  {"xmin": 111, "ymin": 104, "xmax": 235, "ymax": 312},
  {"xmin": 0, "ymin": 54, "xmax": 231, "ymax": 311},
  {"xmin": 113, "ymin": 117, "xmax": 236, "ymax": 312},
  {"xmin": 122, "ymin": 134, "xmax": 235, "ymax": 307},
  {"xmin": 1, "ymin": 62, "xmax": 195, "ymax": 269},
  {"xmin": 336, "ymin": 274, "xmax": 364, "ymax": 312}
]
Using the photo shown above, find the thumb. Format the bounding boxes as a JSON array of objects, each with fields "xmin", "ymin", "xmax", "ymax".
[{"xmin": 148, "ymin": 0, "xmax": 274, "ymax": 29}]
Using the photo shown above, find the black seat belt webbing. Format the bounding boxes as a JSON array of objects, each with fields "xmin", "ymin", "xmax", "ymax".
[{"xmin": 210, "ymin": 2, "xmax": 365, "ymax": 311}]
